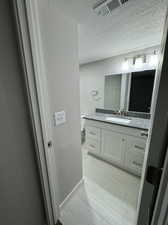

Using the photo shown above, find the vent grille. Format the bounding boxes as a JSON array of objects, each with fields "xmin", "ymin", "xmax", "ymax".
[
  {"xmin": 93, "ymin": 0, "xmax": 129, "ymax": 16},
  {"xmin": 93, "ymin": 0, "xmax": 107, "ymax": 10},
  {"xmin": 107, "ymin": 0, "xmax": 120, "ymax": 11},
  {"xmin": 120, "ymin": 0, "xmax": 129, "ymax": 3}
]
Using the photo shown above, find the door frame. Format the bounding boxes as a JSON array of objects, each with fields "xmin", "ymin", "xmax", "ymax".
[
  {"xmin": 12, "ymin": 0, "xmax": 59, "ymax": 224},
  {"xmin": 13, "ymin": 1, "xmax": 168, "ymax": 225},
  {"xmin": 137, "ymin": 8, "xmax": 168, "ymax": 225},
  {"xmin": 155, "ymin": 147, "xmax": 168, "ymax": 225},
  {"xmin": 150, "ymin": 10, "xmax": 168, "ymax": 225}
]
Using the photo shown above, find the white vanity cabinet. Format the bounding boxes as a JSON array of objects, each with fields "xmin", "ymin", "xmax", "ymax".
[{"xmin": 84, "ymin": 119, "xmax": 148, "ymax": 176}]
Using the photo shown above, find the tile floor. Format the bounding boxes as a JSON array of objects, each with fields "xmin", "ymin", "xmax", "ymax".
[{"xmin": 60, "ymin": 149, "xmax": 141, "ymax": 225}]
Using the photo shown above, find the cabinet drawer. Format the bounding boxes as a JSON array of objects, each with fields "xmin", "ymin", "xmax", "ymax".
[
  {"xmin": 86, "ymin": 126, "xmax": 100, "ymax": 140},
  {"xmin": 127, "ymin": 137, "xmax": 146, "ymax": 153},
  {"xmin": 86, "ymin": 138, "xmax": 100, "ymax": 154},
  {"xmin": 125, "ymin": 149, "xmax": 144, "ymax": 175}
]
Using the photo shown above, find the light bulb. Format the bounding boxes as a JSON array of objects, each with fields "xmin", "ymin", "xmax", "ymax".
[
  {"xmin": 122, "ymin": 60, "xmax": 129, "ymax": 71},
  {"xmin": 134, "ymin": 57, "xmax": 143, "ymax": 69},
  {"xmin": 149, "ymin": 54, "xmax": 158, "ymax": 66}
]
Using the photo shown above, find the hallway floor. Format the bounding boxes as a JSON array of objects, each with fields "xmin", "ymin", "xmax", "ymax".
[{"xmin": 60, "ymin": 149, "xmax": 141, "ymax": 225}]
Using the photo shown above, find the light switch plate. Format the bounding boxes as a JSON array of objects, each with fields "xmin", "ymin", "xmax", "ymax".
[{"xmin": 54, "ymin": 111, "xmax": 66, "ymax": 126}]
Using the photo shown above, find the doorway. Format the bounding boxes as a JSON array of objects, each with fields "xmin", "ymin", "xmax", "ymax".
[
  {"xmin": 15, "ymin": 1, "xmax": 168, "ymax": 225},
  {"xmin": 69, "ymin": 1, "xmax": 168, "ymax": 225}
]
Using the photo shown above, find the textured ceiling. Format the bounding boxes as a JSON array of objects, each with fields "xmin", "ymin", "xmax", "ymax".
[{"xmin": 54, "ymin": 0, "xmax": 168, "ymax": 64}]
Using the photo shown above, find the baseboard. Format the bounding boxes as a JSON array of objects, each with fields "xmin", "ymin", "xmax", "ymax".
[{"xmin": 59, "ymin": 178, "xmax": 84, "ymax": 211}]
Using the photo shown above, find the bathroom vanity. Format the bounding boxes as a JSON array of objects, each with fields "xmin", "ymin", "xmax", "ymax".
[{"xmin": 84, "ymin": 114, "xmax": 149, "ymax": 176}]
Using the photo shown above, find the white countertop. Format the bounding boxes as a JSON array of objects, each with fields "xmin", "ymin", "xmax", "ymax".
[{"xmin": 83, "ymin": 113, "xmax": 150, "ymax": 130}]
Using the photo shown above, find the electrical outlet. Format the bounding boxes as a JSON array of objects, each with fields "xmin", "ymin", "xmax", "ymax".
[{"xmin": 54, "ymin": 111, "xmax": 66, "ymax": 126}]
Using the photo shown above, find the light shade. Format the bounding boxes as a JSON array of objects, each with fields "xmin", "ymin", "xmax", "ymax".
[
  {"xmin": 134, "ymin": 57, "xmax": 143, "ymax": 69},
  {"xmin": 149, "ymin": 54, "xmax": 158, "ymax": 66},
  {"xmin": 122, "ymin": 60, "xmax": 129, "ymax": 71}
]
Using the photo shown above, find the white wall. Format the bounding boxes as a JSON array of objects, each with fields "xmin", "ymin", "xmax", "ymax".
[
  {"xmin": 80, "ymin": 61, "xmax": 105, "ymax": 114},
  {"xmin": 37, "ymin": 0, "xmax": 82, "ymax": 204},
  {"xmin": 80, "ymin": 46, "xmax": 159, "ymax": 114}
]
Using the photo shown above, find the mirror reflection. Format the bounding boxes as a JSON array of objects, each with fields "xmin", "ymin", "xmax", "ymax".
[{"xmin": 104, "ymin": 69, "xmax": 155, "ymax": 113}]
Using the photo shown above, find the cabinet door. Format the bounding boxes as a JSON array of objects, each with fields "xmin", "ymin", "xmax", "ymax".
[{"xmin": 101, "ymin": 129, "xmax": 125, "ymax": 165}]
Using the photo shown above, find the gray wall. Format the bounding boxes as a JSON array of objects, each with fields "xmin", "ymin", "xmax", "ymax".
[
  {"xmin": 0, "ymin": 1, "xmax": 46, "ymax": 225},
  {"xmin": 37, "ymin": 0, "xmax": 82, "ymax": 204}
]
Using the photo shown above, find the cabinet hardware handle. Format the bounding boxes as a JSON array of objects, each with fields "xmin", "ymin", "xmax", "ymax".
[
  {"xmin": 141, "ymin": 132, "xmax": 148, "ymax": 137},
  {"xmin": 89, "ymin": 144, "xmax": 95, "ymax": 148},
  {"xmin": 89, "ymin": 131, "xmax": 96, "ymax": 135},
  {"xmin": 134, "ymin": 145, "xmax": 145, "ymax": 150},
  {"xmin": 132, "ymin": 161, "xmax": 142, "ymax": 167}
]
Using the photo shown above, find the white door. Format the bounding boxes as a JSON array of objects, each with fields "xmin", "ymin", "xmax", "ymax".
[
  {"xmin": 23, "ymin": 0, "xmax": 59, "ymax": 223},
  {"xmin": 137, "ymin": 14, "xmax": 168, "ymax": 225}
]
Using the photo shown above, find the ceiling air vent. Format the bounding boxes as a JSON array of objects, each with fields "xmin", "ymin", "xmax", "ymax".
[
  {"xmin": 92, "ymin": 0, "xmax": 129, "ymax": 16},
  {"xmin": 107, "ymin": 0, "xmax": 120, "ymax": 11},
  {"xmin": 120, "ymin": 0, "xmax": 129, "ymax": 3}
]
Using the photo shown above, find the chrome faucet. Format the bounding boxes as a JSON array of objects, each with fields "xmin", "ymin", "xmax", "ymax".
[{"xmin": 118, "ymin": 110, "xmax": 125, "ymax": 116}]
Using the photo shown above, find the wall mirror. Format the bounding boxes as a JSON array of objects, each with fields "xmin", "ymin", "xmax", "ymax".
[{"xmin": 104, "ymin": 69, "xmax": 156, "ymax": 113}]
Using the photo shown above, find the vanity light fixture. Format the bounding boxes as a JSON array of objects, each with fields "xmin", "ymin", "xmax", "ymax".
[
  {"xmin": 122, "ymin": 51, "xmax": 158, "ymax": 71},
  {"xmin": 149, "ymin": 51, "xmax": 158, "ymax": 66}
]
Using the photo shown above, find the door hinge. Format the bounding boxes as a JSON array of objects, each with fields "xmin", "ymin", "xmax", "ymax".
[{"xmin": 146, "ymin": 166, "xmax": 163, "ymax": 186}]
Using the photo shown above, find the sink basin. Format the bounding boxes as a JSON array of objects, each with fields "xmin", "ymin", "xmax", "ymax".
[{"xmin": 105, "ymin": 117, "xmax": 131, "ymax": 124}]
